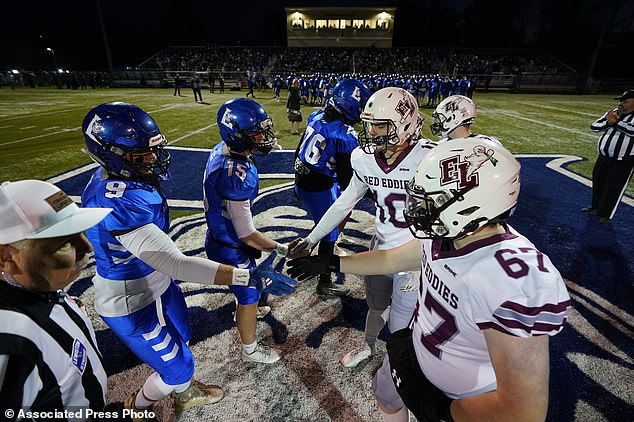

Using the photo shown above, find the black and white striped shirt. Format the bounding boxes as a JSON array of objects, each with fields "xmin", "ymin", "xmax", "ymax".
[
  {"xmin": 0, "ymin": 281, "xmax": 107, "ymax": 421},
  {"xmin": 590, "ymin": 110, "xmax": 634, "ymax": 159}
]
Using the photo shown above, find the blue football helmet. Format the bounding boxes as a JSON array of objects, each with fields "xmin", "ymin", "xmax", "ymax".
[
  {"xmin": 82, "ymin": 102, "xmax": 171, "ymax": 184},
  {"xmin": 217, "ymin": 98, "xmax": 276, "ymax": 155},
  {"xmin": 326, "ymin": 79, "xmax": 371, "ymax": 125}
]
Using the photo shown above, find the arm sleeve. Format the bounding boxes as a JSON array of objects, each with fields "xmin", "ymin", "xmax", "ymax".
[
  {"xmin": 0, "ymin": 354, "xmax": 38, "ymax": 410},
  {"xmin": 590, "ymin": 112, "xmax": 610, "ymax": 131},
  {"xmin": 335, "ymin": 152, "xmax": 353, "ymax": 189},
  {"xmin": 614, "ymin": 116, "xmax": 634, "ymax": 136},
  {"xmin": 307, "ymin": 173, "xmax": 368, "ymax": 243},
  {"xmin": 116, "ymin": 224, "xmax": 220, "ymax": 285},
  {"xmin": 225, "ymin": 199, "xmax": 256, "ymax": 238}
]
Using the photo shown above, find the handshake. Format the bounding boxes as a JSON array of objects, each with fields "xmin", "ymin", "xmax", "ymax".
[{"xmin": 246, "ymin": 237, "xmax": 345, "ymax": 294}]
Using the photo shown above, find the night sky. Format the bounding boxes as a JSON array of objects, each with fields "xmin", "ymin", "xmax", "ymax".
[{"xmin": 1, "ymin": 0, "xmax": 632, "ymax": 76}]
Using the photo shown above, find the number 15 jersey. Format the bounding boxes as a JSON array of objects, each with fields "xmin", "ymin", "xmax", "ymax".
[{"xmin": 412, "ymin": 225, "xmax": 571, "ymax": 397}]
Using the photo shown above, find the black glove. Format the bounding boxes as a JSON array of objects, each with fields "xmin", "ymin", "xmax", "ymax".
[{"xmin": 286, "ymin": 255, "xmax": 340, "ymax": 281}]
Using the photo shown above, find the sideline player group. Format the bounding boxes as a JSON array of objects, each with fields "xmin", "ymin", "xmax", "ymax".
[{"xmin": 1, "ymin": 80, "xmax": 575, "ymax": 422}]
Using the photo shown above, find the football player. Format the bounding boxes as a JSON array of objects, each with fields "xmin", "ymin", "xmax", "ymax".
[
  {"xmin": 289, "ymin": 87, "xmax": 434, "ymax": 369},
  {"xmin": 430, "ymin": 94, "xmax": 500, "ymax": 145},
  {"xmin": 288, "ymin": 138, "xmax": 571, "ymax": 422},
  {"xmin": 81, "ymin": 102, "xmax": 296, "ymax": 416},
  {"xmin": 203, "ymin": 98, "xmax": 291, "ymax": 364},
  {"xmin": 293, "ymin": 78, "xmax": 371, "ymax": 297}
]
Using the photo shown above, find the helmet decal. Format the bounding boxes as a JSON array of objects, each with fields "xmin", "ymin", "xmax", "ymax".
[
  {"xmin": 395, "ymin": 95, "xmax": 415, "ymax": 123},
  {"xmin": 351, "ymin": 86, "xmax": 362, "ymax": 103},
  {"xmin": 439, "ymin": 153, "xmax": 479, "ymax": 190},
  {"xmin": 220, "ymin": 107, "xmax": 234, "ymax": 130},
  {"xmin": 84, "ymin": 114, "xmax": 102, "ymax": 144}
]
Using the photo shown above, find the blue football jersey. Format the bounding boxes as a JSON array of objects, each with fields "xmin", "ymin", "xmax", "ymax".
[
  {"xmin": 203, "ymin": 143, "xmax": 259, "ymax": 263},
  {"xmin": 296, "ymin": 109, "xmax": 359, "ymax": 179},
  {"xmin": 82, "ymin": 168, "xmax": 170, "ymax": 280}
]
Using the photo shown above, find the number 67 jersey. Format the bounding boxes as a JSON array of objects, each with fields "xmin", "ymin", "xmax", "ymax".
[{"xmin": 412, "ymin": 225, "xmax": 571, "ymax": 397}]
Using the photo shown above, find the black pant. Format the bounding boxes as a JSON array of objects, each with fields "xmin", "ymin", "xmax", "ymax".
[
  {"xmin": 386, "ymin": 328, "xmax": 454, "ymax": 422},
  {"xmin": 591, "ymin": 154, "xmax": 634, "ymax": 219}
]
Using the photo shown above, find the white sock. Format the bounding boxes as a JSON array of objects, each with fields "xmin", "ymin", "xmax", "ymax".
[
  {"xmin": 381, "ymin": 406, "xmax": 409, "ymax": 422},
  {"xmin": 243, "ymin": 341, "xmax": 257, "ymax": 355},
  {"xmin": 135, "ymin": 372, "xmax": 178, "ymax": 408}
]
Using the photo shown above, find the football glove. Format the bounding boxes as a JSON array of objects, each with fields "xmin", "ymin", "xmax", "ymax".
[
  {"xmin": 249, "ymin": 251, "xmax": 298, "ymax": 295},
  {"xmin": 286, "ymin": 237, "xmax": 317, "ymax": 259},
  {"xmin": 286, "ymin": 255, "xmax": 340, "ymax": 281}
]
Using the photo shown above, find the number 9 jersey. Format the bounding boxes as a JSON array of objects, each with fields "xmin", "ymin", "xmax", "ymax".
[
  {"xmin": 412, "ymin": 225, "xmax": 571, "ymax": 397},
  {"xmin": 83, "ymin": 168, "xmax": 170, "ymax": 280}
]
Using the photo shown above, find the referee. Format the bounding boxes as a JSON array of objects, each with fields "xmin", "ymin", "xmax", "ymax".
[
  {"xmin": 0, "ymin": 180, "xmax": 111, "ymax": 420},
  {"xmin": 583, "ymin": 89, "xmax": 634, "ymax": 223}
]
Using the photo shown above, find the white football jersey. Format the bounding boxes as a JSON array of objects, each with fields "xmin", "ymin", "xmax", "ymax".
[
  {"xmin": 411, "ymin": 225, "xmax": 571, "ymax": 397},
  {"xmin": 351, "ymin": 139, "xmax": 435, "ymax": 249}
]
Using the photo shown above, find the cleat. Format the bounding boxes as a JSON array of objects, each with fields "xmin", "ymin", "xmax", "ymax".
[
  {"xmin": 123, "ymin": 390, "xmax": 155, "ymax": 422},
  {"xmin": 581, "ymin": 207, "xmax": 597, "ymax": 214},
  {"xmin": 241, "ymin": 344, "xmax": 281, "ymax": 364},
  {"xmin": 256, "ymin": 305, "xmax": 271, "ymax": 319},
  {"xmin": 316, "ymin": 282, "xmax": 349, "ymax": 297},
  {"xmin": 173, "ymin": 380, "xmax": 224, "ymax": 412},
  {"xmin": 333, "ymin": 244, "xmax": 348, "ymax": 256},
  {"xmin": 340, "ymin": 343, "xmax": 373, "ymax": 368},
  {"xmin": 337, "ymin": 233, "xmax": 354, "ymax": 245}
]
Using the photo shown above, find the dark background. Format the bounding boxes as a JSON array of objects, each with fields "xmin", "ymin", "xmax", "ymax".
[{"xmin": 1, "ymin": 0, "xmax": 632, "ymax": 77}]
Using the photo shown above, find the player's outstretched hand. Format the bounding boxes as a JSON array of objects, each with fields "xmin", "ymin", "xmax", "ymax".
[
  {"xmin": 249, "ymin": 251, "xmax": 298, "ymax": 295},
  {"xmin": 286, "ymin": 255, "xmax": 340, "ymax": 281},
  {"xmin": 286, "ymin": 237, "xmax": 315, "ymax": 259}
]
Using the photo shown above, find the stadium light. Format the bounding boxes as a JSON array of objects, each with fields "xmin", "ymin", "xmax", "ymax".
[{"xmin": 46, "ymin": 47, "xmax": 59, "ymax": 70}]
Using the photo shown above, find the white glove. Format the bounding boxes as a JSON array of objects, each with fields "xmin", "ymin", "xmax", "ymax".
[{"xmin": 287, "ymin": 237, "xmax": 317, "ymax": 259}]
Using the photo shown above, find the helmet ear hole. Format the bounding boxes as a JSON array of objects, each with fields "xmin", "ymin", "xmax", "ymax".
[{"xmin": 457, "ymin": 206, "xmax": 480, "ymax": 216}]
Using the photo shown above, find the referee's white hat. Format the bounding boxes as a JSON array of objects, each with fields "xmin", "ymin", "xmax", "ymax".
[{"xmin": 0, "ymin": 179, "xmax": 111, "ymax": 244}]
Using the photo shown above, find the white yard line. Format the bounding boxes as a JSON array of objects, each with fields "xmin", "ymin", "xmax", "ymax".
[
  {"xmin": 1, "ymin": 106, "xmax": 85, "ymax": 121},
  {"xmin": 46, "ymin": 163, "xmax": 100, "ymax": 184},
  {"xmin": 147, "ymin": 104, "xmax": 183, "ymax": 114},
  {"xmin": 19, "ymin": 126, "xmax": 36, "ymax": 130},
  {"xmin": 168, "ymin": 124, "xmax": 216, "ymax": 145},
  {"xmin": 483, "ymin": 108, "xmax": 595, "ymax": 139},
  {"xmin": 0, "ymin": 127, "xmax": 79, "ymax": 147},
  {"xmin": 522, "ymin": 102, "xmax": 598, "ymax": 117}
]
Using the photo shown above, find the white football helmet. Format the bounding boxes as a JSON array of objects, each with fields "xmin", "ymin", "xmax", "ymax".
[
  {"xmin": 359, "ymin": 87, "xmax": 423, "ymax": 154},
  {"xmin": 404, "ymin": 137, "xmax": 520, "ymax": 239},
  {"xmin": 430, "ymin": 95, "xmax": 476, "ymax": 138}
]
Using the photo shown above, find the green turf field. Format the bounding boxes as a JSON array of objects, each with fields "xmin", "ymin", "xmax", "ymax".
[{"xmin": 1, "ymin": 87, "xmax": 631, "ymax": 201}]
